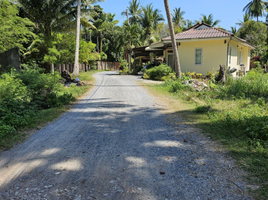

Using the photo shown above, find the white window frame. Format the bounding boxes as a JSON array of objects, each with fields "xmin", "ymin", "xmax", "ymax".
[{"xmin": 195, "ymin": 48, "xmax": 202, "ymax": 65}]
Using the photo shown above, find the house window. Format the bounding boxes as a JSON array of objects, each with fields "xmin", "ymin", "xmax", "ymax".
[
  {"xmin": 240, "ymin": 52, "xmax": 243, "ymax": 64},
  {"xmin": 195, "ymin": 48, "xmax": 202, "ymax": 65},
  {"xmin": 229, "ymin": 47, "xmax": 232, "ymax": 64}
]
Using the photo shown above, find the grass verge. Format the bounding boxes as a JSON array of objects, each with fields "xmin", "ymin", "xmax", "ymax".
[
  {"xmin": 0, "ymin": 70, "xmax": 98, "ymax": 151},
  {"xmin": 142, "ymin": 81, "xmax": 268, "ymax": 200}
]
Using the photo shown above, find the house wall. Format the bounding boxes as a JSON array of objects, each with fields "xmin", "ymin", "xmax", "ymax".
[
  {"xmin": 228, "ymin": 40, "xmax": 251, "ymax": 77},
  {"xmin": 162, "ymin": 39, "xmax": 252, "ymax": 76},
  {"xmin": 175, "ymin": 39, "xmax": 228, "ymax": 75}
]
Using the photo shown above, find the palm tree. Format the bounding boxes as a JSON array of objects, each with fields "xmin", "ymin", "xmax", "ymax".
[
  {"xmin": 196, "ymin": 14, "xmax": 220, "ymax": 27},
  {"xmin": 243, "ymin": 0, "xmax": 267, "ymax": 22},
  {"xmin": 139, "ymin": 4, "xmax": 164, "ymax": 41},
  {"xmin": 172, "ymin": 7, "xmax": 185, "ymax": 29},
  {"xmin": 121, "ymin": 0, "xmax": 141, "ymax": 25},
  {"xmin": 236, "ymin": 14, "xmax": 253, "ymax": 26},
  {"xmin": 229, "ymin": 26, "xmax": 239, "ymax": 36},
  {"xmin": 119, "ymin": 22, "xmax": 141, "ymax": 70},
  {"xmin": 74, "ymin": 0, "xmax": 81, "ymax": 75},
  {"xmin": 164, "ymin": 0, "xmax": 181, "ymax": 78}
]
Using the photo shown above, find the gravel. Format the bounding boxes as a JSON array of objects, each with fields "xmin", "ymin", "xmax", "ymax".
[{"xmin": 0, "ymin": 71, "xmax": 253, "ymax": 199}]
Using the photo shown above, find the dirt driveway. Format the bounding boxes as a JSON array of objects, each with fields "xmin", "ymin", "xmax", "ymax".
[{"xmin": 0, "ymin": 71, "xmax": 253, "ymax": 200}]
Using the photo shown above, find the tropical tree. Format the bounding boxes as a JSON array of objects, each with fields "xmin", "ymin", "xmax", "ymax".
[
  {"xmin": 0, "ymin": 0, "xmax": 35, "ymax": 53},
  {"xmin": 74, "ymin": 0, "xmax": 104, "ymax": 75},
  {"xmin": 239, "ymin": 20, "xmax": 267, "ymax": 46},
  {"xmin": 119, "ymin": 22, "xmax": 141, "ymax": 70},
  {"xmin": 172, "ymin": 7, "xmax": 185, "ymax": 29},
  {"xmin": 139, "ymin": 4, "xmax": 164, "ymax": 41},
  {"xmin": 74, "ymin": 0, "xmax": 81, "ymax": 75},
  {"xmin": 243, "ymin": 0, "xmax": 267, "ymax": 22},
  {"xmin": 196, "ymin": 14, "xmax": 220, "ymax": 27},
  {"xmin": 229, "ymin": 27, "xmax": 239, "ymax": 36},
  {"xmin": 121, "ymin": 0, "xmax": 141, "ymax": 25},
  {"xmin": 236, "ymin": 14, "xmax": 252, "ymax": 26},
  {"xmin": 164, "ymin": 0, "xmax": 181, "ymax": 78}
]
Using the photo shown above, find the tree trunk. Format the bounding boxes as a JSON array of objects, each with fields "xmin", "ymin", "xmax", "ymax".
[
  {"xmin": 128, "ymin": 50, "xmax": 131, "ymax": 71},
  {"xmin": 164, "ymin": 0, "xmax": 181, "ymax": 78},
  {"xmin": 51, "ymin": 64, "xmax": 54, "ymax": 75},
  {"xmin": 100, "ymin": 32, "xmax": 103, "ymax": 53},
  {"xmin": 73, "ymin": 0, "xmax": 81, "ymax": 76}
]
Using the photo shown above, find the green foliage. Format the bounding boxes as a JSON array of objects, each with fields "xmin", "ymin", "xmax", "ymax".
[
  {"xmin": 143, "ymin": 65, "xmax": 173, "ymax": 80},
  {"xmin": 0, "ymin": 0, "xmax": 36, "ymax": 53},
  {"xmin": 239, "ymin": 21, "xmax": 267, "ymax": 55},
  {"xmin": 0, "ymin": 66, "xmax": 75, "ymax": 140},
  {"xmin": 223, "ymin": 68, "xmax": 268, "ymax": 98}
]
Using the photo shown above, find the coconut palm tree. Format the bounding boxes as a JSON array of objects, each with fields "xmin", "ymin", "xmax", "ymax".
[
  {"xmin": 172, "ymin": 7, "xmax": 185, "ymax": 29},
  {"xmin": 119, "ymin": 22, "xmax": 141, "ymax": 70},
  {"xmin": 196, "ymin": 14, "xmax": 220, "ymax": 27},
  {"xmin": 243, "ymin": 0, "xmax": 267, "ymax": 22},
  {"xmin": 121, "ymin": 0, "xmax": 141, "ymax": 25},
  {"xmin": 139, "ymin": 4, "xmax": 164, "ymax": 41},
  {"xmin": 229, "ymin": 26, "xmax": 239, "ymax": 36},
  {"xmin": 236, "ymin": 14, "xmax": 253, "ymax": 26},
  {"xmin": 164, "ymin": 0, "xmax": 181, "ymax": 78}
]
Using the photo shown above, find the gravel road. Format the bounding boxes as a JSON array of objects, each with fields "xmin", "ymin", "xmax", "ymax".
[{"xmin": 0, "ymin": 71, "xmax": 253, "ymax": 200}]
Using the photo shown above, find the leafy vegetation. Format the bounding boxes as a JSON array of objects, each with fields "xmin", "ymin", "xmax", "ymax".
[
  {"xmin": 0, "ymin": 0, "xmax": 36, "ymax": 53},
  {"xmin": 143, "ymin": 64, "xmax": 174, "ymax": 81},
  {"xmin": 0, "ymin": 67, "xmax": 97, "ymax": 149}
]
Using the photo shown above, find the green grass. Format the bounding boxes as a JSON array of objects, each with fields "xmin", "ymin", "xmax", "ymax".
[
  {"xmin": 0, "ymin": 70, "xmax": 98, "ymax": 150},
  {"xmin": 143, "ymin": 73, "xmax": 268, "ymax": 199}
]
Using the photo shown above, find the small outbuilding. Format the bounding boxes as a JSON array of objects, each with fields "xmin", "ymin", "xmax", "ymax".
[{"xmin": 146, "ymin": 23, "xmax": 255, "ymax": 77}]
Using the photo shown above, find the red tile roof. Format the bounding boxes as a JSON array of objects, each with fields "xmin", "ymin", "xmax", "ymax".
[{"xmin": 162, "ymin": 22, "xmax": 232, "ymax": 40}]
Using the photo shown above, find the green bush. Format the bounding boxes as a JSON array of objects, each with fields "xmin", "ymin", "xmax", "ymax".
[
  {"xmin": 0, "ymin": 66, "xmax": 75, "ymax": 139},
  {"xmin": 143, "ymin": 64, "xmax": 173, "ymax": 81}
]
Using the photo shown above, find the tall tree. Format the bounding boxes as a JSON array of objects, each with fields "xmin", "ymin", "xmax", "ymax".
[
  {"xmin": 243, "ymin": 0, "xmax": 267, "ymax": 22},
  {"xmin": 119, "ymin": 22, "xmax": 141, "ymax": 70},
  {"xmin": 236, "ymin": 14, "xmax": 252, "ymax": 26},
  {"xmin": 0, "ymin": 0, "xmax": 35, "ymax": 53},
  {"xmin": 164, "ymin": 0, "xmax": 181, "ymax": 78},
  {"xmin": 74, "ymin": 0, "xmax": 104, "ymax": 75},
  {"xmin": 196, "ymin": 14, "xmax": 220, "ymax": 27},
  {"xmin": 229, "ymin": 27, "xmax": 239, "ymax": 36},
  {"xmin": 172, "ymin": 7, "xmax": 185, "ymax": 29},
  {"xmin": 73, "ymin": 0, "xmax": 81, "ymax": 75},
  {"xmin": 139, "ymin": 4, "xmax": 164, "ymax": 42},
  {"xmin": 121, "ymin": 0, "xmax": 141, "ymax": 25}
]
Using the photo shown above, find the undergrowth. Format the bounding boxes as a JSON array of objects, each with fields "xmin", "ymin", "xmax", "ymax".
[{"xmin": 0, "ymin": 66, "xmax": 97, "ymax": 149}]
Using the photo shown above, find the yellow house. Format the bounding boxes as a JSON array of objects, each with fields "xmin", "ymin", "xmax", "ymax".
[{"xmin": 146, "ymin": 23, "xmax": 255, "ymax": 77}]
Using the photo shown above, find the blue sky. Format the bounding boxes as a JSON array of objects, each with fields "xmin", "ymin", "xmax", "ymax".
[{"xmin": 97, "ymin": 0, "xmax": 266, "ymax": 31}]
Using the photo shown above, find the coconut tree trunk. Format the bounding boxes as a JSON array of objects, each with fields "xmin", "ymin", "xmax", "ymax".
[
  {"xmin": 164, "ymin": 0, "xmax": 181, "ymax": 78},
  {"xmin": 128, "ymin": 50, "xmax": 131, "ymax": 70},
  {"xmin": 73, "ymin": 0, "xmax": 81, "ymax": 76}
]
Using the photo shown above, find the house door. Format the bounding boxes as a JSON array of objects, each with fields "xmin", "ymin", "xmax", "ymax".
[{"xmin": 167, "ymin": 54, "xmax": 174, "ymax": 70}]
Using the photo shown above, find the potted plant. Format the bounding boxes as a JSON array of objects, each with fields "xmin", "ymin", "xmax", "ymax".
[
  {"xmin": 196, "ymin": 73, "xmax": 202, "ymax": 79},
  {"xmin": 191, "ymin": 72, "xmax": 196, "ymax": 79}
]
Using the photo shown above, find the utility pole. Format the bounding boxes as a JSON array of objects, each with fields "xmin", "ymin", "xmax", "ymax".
[
  {"xmin": 164, "ymin": 0, "xmax": 181, "ymax": 78},
  {"xmin": 73, "ymin": 0, "xmax": 81, "ymax": 75}
]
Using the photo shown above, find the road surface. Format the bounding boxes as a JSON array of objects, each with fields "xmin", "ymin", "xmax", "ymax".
[{"xmin": 0, "ymin": 71, "xmax": 253, "ymax": 200}]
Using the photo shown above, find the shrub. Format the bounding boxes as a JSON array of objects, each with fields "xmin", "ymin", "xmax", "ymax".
[{"xmin": 143, "ymin": 64, "xmax": 173, "ymax": 80}]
